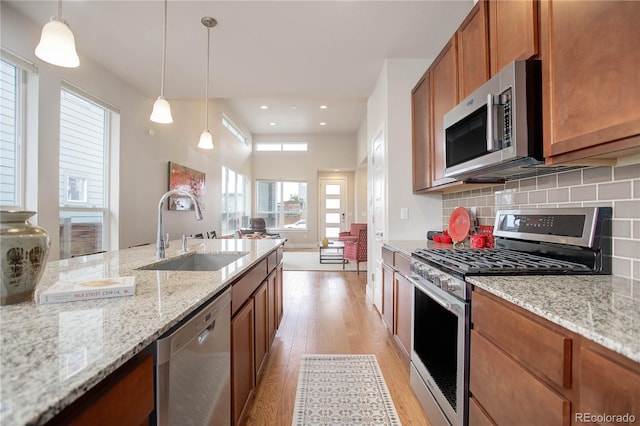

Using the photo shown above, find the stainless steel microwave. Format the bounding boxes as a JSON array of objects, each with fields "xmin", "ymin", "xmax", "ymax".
[{"xmin": 443, "ymin": 60, "xmax": 543, "ymax": 182}]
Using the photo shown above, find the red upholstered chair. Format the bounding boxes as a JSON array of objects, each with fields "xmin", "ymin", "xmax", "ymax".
[
  {"xmin": 338, "ymin": 223, "xmax": 367, "ymax": 243},
  {"xmin": 343, "ymin": 228, "xmax": 367, "ymax": 274}
]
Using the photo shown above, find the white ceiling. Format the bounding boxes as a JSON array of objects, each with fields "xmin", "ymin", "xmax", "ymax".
[{"xmin": 5, "ymin": 0, "xmax": 474, "ymax": 135}]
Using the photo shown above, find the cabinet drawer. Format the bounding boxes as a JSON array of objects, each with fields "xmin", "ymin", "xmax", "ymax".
[
  {"xmin": 382, "ymin": 246, "xmax": 395, "ymax": 265},
  {"xmin": 232, "ymin": 259, "xmax": 267, "ymax": 316},
  {"xmin": 470, "ymin": 331, "xmax": 570, "ymax": 426},
  {"xmin": 472, "ymin": 289, "xmax": 572, "ymax": 388},
  {"xmin": 267, "ymin": 250, "xmax": 278, "ymax": 273},
  {"xmin": 394, "ymin": 252, "xmax": 411, "ymax": 276},
  {"xmin": 580, "ymin": 346, "xmax": 640, "ymax": 424},
  {"xmin": 468, "ymin": 395, "xmax": 495, "ymax": 426}
]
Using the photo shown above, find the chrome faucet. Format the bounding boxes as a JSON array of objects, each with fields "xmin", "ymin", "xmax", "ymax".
[{"xmin": 156, "ymin": 189, "xmax": 203, "ymax": 259}]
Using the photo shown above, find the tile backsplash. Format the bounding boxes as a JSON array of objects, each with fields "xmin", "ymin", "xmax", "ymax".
[{"xmin": 442, "ymin": 164, "xmax": 640, "ymax": 279}]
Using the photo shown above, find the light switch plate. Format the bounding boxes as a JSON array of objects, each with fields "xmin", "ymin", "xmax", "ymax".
[{"xmin": 400, "ymin": 207, "xmax": 409, "ymax": 220}]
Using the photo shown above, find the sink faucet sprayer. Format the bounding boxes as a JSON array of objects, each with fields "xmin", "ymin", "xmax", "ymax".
[{"xmin": 156, "ymin": 189, "xmax": 203, "ymax": 259}]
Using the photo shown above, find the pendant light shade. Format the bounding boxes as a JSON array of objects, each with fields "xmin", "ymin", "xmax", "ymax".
[
  {"xmin": 150, "ymin": 96, "xmax": 173, "ymax": 124},
  {"xmin": 150, "ymin": 0, "xmax": 173, "ymax": 124},
  {"xmin": 198, "ymin": 17, "xmax": 217, "ymax": 150},
  {"xmin": 198, "ymin": 130, "xmax": 213, "ymax": 150},
  {"xmin": 35, "ymin": 1, "xmax": 79, "ymax": 68}
]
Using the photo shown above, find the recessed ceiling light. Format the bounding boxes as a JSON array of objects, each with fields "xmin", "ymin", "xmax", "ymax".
[
  {"xmin": 260, "ymin": 105, "xmax": 268, "ymax": 110},
  {"xmin": 289, "ymin": 105, "xmax": 297, "ymax": 110},
  {"xmin": 320, "ymin": 122, "xmax": 327, "ymax": 126},
  {"xmin": 320, "ymin": 105, "xmax": 328, "ymax": 109},
  {"xmin": 269, "ymin": 122, "xmax": 277, "ymax": 126}
]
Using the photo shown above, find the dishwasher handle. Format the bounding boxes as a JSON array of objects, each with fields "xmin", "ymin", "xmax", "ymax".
[{"xmin": 197, "ymin": 320, "xmax": 216, "ymax": 345}]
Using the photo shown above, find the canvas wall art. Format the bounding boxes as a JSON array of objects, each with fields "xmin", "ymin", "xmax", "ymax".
[{"xmin": 168, "ymin": 162, "xmax": 206, "ymax": 210}]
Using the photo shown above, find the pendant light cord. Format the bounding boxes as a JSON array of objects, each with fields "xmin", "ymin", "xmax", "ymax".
[
  {"xmin": 205, "ymin": 26, "xmax": 210, "ymax": 130},
  {"xmin": 58, "ymin": 0, "xmax": 62, "ymax": 17},
  {"xmin": 160, "ymin": 0, "xmax": 168, "ymax": 97}
]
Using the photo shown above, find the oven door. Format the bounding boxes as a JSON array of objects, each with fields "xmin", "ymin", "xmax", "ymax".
[{"xmin": 408, "ymin": 275, "xmax": 469, "ymax": 426}]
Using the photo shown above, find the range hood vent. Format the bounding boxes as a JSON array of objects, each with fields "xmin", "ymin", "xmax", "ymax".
[{"xmin": 460, "ymin": 158, "xmax": 585, "ymax": 183}]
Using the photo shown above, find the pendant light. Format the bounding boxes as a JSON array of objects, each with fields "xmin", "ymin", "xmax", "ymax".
[
  {"xmin": 150, "ymin": 0, "xmax": 173, "ymax": 124},
  {"xmin": 198, "ymin": 17, "xmax": 217, "ymax": 150},
  {"xmin": 35, "ymin": 0, "xmax": 80, "ymax": 68}
]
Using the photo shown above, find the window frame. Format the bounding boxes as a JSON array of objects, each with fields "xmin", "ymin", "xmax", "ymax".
[
  {"xmin": 255, "ymin": 180, "xmax": 308, "ymax": 230},
  {"xmin": 58, "ymin": 84, "xmax": 117, "ymax": 259},
  {"xmin": 221, "ymin": 166, "xmax": 248, "ymax": 236}
]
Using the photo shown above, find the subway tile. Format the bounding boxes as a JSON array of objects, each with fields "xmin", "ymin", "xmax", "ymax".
[
  {"xmin": 614, "ymin": 200, "xmax": 640, "ymax": 219},
  {"xmin": 529, "ymin": 190, "xmax": 547, "ymax": 204},
  {"xmin": 559, "ymin": 202, "xmax": 583, "ymax": 208},
  {"xmin": 615, "ymin": 239, "xmax": 640, "ymax": 260},
  {"xmin": 472, "ymin": 188, "xmax": 482, "ymax": 196},
  {"xmin": 583, "ymin": 166, "xmax": 613, "ymax": 184},
  {"xmin": 548, "ymin": 188, "xmax": 569, "ymax": 203},
  {"xmin": 514, "ymin": 192, "xmax": 529, "ymax": 205},
  {"xmin": 492, "ymin": 184, "xmax": 506, "ymax": 193},
  {"xmin": 614, "ymin": 163, "xmax": 640, "ymax": 181},
  {"xmin": 612, "ymin": 257, "xmax": 632, "ymax": 279},
  {"xmin": 598, "ymin": 181, "xmax": 631, "ymax": 200},
  {"xmin": 519, "ymin": 178, "xmax": 536, "ymax": 191},
  {"xmin": 612, "ymin": 220, "xmax": 632, "ymax": 238},
  {"xmin": 463, "ymin": 190, "xmax": 472, "ymax": 198},
  {"xmin": 634, "ymin": 221, "xmax": 640, "ymax": 239},
  {"xmin": 635, "ymin": 180, "xmax": 640, "ymax": 199},
  {"xmin": 537, "ymin": 174, "xmax": 557, "ymax": 189},
  {"xmin": 571, "ymin": 185, "xmax": 597, "ymax": 202},
  {"xmin": 481, "ymin": 186, "xmax": 493, "ymax": 195},
  {"xmin": 505, "ymin": 180, "xmax": 519, "ymax": 190},
  {"xmin": 634, "ymin": 260, "xmax": 640, "ymax": 281},
  {"xmin": 557, "ymin": 170, "xmax": 582, "ymax": 187},
  {"xmin": 583, "ymin": 201, "xmax": 612, "ymax": 208},
  {"xmin": 475, "ymin": 196, "xmax": 487, "ymax": 207}
]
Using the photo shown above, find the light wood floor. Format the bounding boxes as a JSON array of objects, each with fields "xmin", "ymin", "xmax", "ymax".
[{"xmin": 243, "ymin": 270, "xmax": 430, "ymax": 425}]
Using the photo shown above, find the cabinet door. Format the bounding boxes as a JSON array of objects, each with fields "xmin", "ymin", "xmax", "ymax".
[
  {"xmin": 394, "ymin": 273, "xmax": 412, "ymax": 359},
  {"xmin": 267, "ymin": 269, "xmax": 278, "ymax": 345},
  {"xmin": 430, "ymin": 36, "xmax": 459, "ymax": 187},
  {"xmin": 580, "ymin": 345, "xmax": 640, "ymax": 424},
  {"xmin": 231, "ymin": 300, "xmax": 255, "ymax": 426},
  {"xmin": 276, "ymin": 263, "xmax": 283, "ymax": 329},
  {"xmin": 541, "ymin": 1, "xmax": 640, "ymax": 163},
  {"xmin": 381, "ymin": 262, "xmax": 394, "ymax": 331},
  {"xmin": 458, "ymin": 0, "xmax": 490, "ymax": 99},
  {"xmin": 489, "ymin": 0, "xmax": 538, "ymax": 75},
  {"xmin": 412, "ymin": 71, "xmax": 431, "ymax": 192},
  {"xmin": 253, "ymin": 281, "xmax": 269, "ymax": 383}
]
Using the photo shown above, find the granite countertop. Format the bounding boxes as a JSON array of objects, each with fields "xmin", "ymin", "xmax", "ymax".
[
  {"xmin": 0, "ymin": 238, "xmax": 285, "ymax": 426},
  {"xmin": 383, "ymin": 240, "xmax": 640, "ymax": 365}
]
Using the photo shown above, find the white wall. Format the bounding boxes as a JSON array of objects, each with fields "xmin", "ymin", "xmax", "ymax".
[
  {"xmin": 252, "ymin": 133, "xmax": 357, "ymax": 247},
  {"xmin": 1, "ymin": 4, "xmax": 253, "ymax": 259}
]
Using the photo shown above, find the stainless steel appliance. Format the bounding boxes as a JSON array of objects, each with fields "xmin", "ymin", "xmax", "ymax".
[
  {"xmin": 443, "ymin": 60, "xmax": 573, "ymax": 182},
  {"xmin": 154, "ymin": 288, "xmax": 231, "ymax": 426},
  {"xmin": 409, "ymin": 207, "xmax": 612, "ymax": 425}
]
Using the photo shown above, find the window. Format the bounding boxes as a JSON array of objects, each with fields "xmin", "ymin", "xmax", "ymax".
[
  {"xmin": 0, "ymin": 58, "xmax": 25, "ymax": 209},
  {"xmin": 59, "ymin": 87, "xmax": 118, "ymax": 259},
  {"xmin": 255, "ymin": 142, "xmax": 307, "ymax": 152},
  {"xmin": 222, "ymin": 115, "xmax": 248, "ymax": 146},
  {"xmin": 221, "ymin": 166, "xmax": 247, "ymax": 235},
  {"xmin": 255, "ymin": 180, "xmax": 307, "ymax": 230}
]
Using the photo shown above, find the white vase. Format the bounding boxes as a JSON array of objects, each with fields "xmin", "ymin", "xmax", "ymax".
[{"xmin": 0, "ymin": 211, "xmax": 51, "ymax": 305}]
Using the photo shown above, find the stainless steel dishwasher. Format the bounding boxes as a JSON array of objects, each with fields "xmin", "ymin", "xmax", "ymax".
[{"xmin": 154, "ymin": 288, "xmax": 231, "ymax": 426}]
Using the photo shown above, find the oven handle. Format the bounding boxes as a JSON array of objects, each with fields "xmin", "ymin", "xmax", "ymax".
[{"xmin": 408, "ymin": 275, "xmax": 459, "ymax": 314}]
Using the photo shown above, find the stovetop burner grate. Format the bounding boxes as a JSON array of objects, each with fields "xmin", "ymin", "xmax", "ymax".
[{"xmin": 413, "ymin": 248, "xmax": 593, "ymax": 275}]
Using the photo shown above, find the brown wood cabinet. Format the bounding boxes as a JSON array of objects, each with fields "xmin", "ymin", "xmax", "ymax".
[
  {"xmin": 394, "ymin": 270, "xmax": 412, "ymax": 358},
  {"xmin": 489, "ymin": 0, "xmax": 538, "ymax": 76},
  {"xmin": 231, "ymin": 245, "xmax": 285, "ymax": 426},
  {"xmin": 430, "ymin": 36, "xmax": 459, "ymax": 188},
  {"xmin": 253, "ymin": 281, "xmax": 269, "ymax": 382},
  {"xmin": 458, "ymin": 0, "xmax": 490, "ymax": 99},
  {"xmin": 381, "ymin": 260, "xmax": 395, "ymax": 330},
  {"xmin": 380, "ymin": 246, "xmax": 413, "ymax": 359},
  {"xmin": 231, "ymin": 297, "xmax": 255, "ymax": 426},
  {"xmin": 471, "ymin": 286, "xmax": 640, "ymax": 425},
  {"xmin": 50, "ymin": 353, "xmax": 154, "ymax": 426},
  {"xmin": 411, "ymin": 71, "xmax": 431, "ymax": 192},
  {"xmin": 540, "ymin": 0, "xmax": 640, "ymax": 165}
]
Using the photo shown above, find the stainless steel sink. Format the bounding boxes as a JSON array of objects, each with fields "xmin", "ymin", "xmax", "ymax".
[{"xmin": 137, "ymin": 251, "xmax": 249, "ymax": 271}]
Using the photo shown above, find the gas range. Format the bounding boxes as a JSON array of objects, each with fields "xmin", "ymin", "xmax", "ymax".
[{"xmin": 410, "ymin": 207, "xmax": 612, "ymax": 301}]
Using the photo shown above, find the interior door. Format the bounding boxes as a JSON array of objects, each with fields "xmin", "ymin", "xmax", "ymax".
[
  {"xmin": 371, "ymin": 130, "xmax": 385, "ymax": 311},
  {"xmin": 318, "ymin": 177, "xmax": 348, "ymax": 242}
]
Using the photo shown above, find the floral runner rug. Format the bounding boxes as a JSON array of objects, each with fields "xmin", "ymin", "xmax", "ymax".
[{"xmin": 292, "ymin": 354, "xmax": 401, "ymax": 425}]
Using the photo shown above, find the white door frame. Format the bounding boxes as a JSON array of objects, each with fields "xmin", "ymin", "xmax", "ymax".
[{"xmin": 318, "ymin": 177, "xmax": 349, "ymax": 243}]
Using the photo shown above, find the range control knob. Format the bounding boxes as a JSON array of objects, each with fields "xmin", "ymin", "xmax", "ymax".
[{"xmin": 446, "ymin": 281, "xmax": 461, "ymax": 292}]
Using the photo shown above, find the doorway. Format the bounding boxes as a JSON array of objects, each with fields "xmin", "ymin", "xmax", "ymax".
[{"xmin": 318, "ymin": 177, "xmax": 348, "ymax": 242}]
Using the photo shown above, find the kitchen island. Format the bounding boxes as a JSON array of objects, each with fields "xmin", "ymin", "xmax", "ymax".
[{"xmin": 0, "ymin": 238, "xmax": 285, "ymax": 426}]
